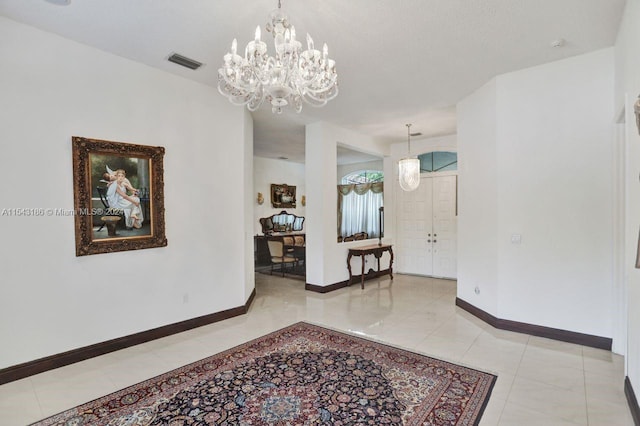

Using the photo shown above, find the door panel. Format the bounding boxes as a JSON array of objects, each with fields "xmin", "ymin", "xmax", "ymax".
[
  {"xmin": 395, "ymin": 174, "xmax": 457, "ymax": 279},
  {"xmin": 396, "ymin": 177, "xmax": 432, "ymax": 275},
  {"xmin": 432, "ymin": 176, "xmax": 457, "ymax": 278}
]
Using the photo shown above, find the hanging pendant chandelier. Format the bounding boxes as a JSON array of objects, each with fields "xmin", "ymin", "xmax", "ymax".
[
  {"xmin": 217, "ymin": 0, "xmax": 338, "ymax": 114},
  {"xmin": 398, "ymin": 124, "xmax": 421, "ymax": 192}
]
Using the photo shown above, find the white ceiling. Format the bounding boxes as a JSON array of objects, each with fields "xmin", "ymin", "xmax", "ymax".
[{"xmin": 1, "ymin": 0, "xmax": 626, "ymax": 163}]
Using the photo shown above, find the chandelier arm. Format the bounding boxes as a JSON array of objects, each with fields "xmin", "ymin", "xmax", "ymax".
[
  {"xmin": 302, "ymin": 82, "xmax": 339, "ymax": 103},
  {"xmin": 301, "ymin": 90, "xmax": 337, "ymax": 106},
  {"xmin": 218, "ymin": 71, "xmax": 265, "ymax": 107},
  {"xmin": 219, "ymin": 74, "xmax": 259, "ymax": 97},
  {"xmin": 294, "ymin": 70, "xmax": 337, "ymax": 98}
]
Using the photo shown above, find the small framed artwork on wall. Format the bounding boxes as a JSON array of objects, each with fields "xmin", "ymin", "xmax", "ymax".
[{"xmin": 271, "ymin": 183, "xmax": 296, "ymax": 208}]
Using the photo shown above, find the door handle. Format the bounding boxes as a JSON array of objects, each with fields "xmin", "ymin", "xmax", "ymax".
[
  {"xmin": 427, "ymin": 240, "xmax": 431, "ymax": 243},
  {"xmin": 433, "ymin": 240, "xmax": 437, "ymax": 243}
]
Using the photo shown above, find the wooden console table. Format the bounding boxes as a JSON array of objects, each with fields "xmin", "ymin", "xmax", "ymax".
[{"xmin": 347, "ymin": 244, "xmax": 394, "ymax": 289}]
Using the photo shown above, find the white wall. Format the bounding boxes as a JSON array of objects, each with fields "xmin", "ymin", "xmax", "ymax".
[
  {"xmin": 305, "ymin": 123, "xmax": 389, "ymax": 287},
  {"xmin": 457, "ymin": 49, "xmax": 614, "ymax": 338},
  {"xmin": 457, "ymin": 81, "xmax": 500, "ymax": 314},
  {"xmin": 615, "ymin": 0, "xmax": 640, "ymax": 394},
  {"xmin": 243, "ymin": 112, "xmax": 256, "ymax": 302},
  {"xmin": 253, "ymin": 157, "xmax": 306, "ymax": 235},
  {"xmin": 0, "ymin": 17, "xmax": 253, "ymax": 369}
]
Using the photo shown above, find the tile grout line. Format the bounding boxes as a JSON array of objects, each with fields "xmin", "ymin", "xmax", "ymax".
[
  {"xmin": 581, "ymin": 346, "xmax": 592, "ymax": 426},
  {"xmin": 494, "ymin": 334, "xmax": 531, "ymax": 425},
  {"xmin": 458, "ymin": 330, "xmax": 508, "ymax": 425},
  {"xmin": 28, "ymin": 377, "xmax": 46, "ymax": 425}
]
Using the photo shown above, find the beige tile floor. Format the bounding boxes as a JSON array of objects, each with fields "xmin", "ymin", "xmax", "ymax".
[{"xmin": 0, "ymin": 273, "xmax": 634, "ymax": 425}]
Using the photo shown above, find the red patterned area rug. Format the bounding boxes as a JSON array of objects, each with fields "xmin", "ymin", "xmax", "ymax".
[{"xmin": 32, "ymin": 322, "xmax": 496, "ymax": 426}]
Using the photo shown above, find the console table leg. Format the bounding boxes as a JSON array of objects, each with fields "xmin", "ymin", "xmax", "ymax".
[{"xmin": 361, "ymin": 254, "xmax": 366, "ymax": 289}]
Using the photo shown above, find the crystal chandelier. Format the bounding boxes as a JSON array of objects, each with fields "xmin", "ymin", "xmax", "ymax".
[
  {"xmin": 398, "ymin": 124, "xmax": 421, "ymax": 191},
  {"xmin": 217, "ymin": 0, "xmax": 338, "ymax": 114}
]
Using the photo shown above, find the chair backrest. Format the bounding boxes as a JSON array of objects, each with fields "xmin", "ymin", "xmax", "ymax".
[
  {"xmin": 97, "ymin": 186, "xmax": 125, "ymax": 215},
  {"xmin": 267, "ymin": 240, "xmax": 284, "ymax": 257},
  {"xmin": 96, "ymin": 186, "xmax": 109, "ymax": 208},
  {"xmin": 282, "ymin": 236, "xmax": 294, "ymax": 246}
]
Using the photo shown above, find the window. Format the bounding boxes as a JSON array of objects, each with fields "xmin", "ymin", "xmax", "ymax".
[
  {"xmin": 338, "ymin": 170, "xmax": 383, "ymax": 240},
  {"xmin": 418, "ymin": 151, "xmax": 457, "ymax": 172},
  {"xmin": 341, "ymin": 170, "xmax": 384, "ymax": 185}
]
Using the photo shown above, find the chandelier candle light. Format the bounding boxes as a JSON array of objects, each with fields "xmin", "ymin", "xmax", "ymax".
[
  {"xmin": 218, "ymin": 0, "xmax": 338, "ymax": 114},
  {"xmin": 398, "ymin": 124, "xmax": 421, "ymax": 191}
]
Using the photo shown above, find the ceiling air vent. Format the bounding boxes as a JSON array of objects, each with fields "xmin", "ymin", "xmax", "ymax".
[{"xmin": 167, "ymin": 53, "xmax": 203, "ymax": 70}]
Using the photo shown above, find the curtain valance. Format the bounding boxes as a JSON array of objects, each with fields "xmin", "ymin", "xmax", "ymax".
[{"xmin": 337, "ymin": 182, "xmax": 383, "ymax": 196}]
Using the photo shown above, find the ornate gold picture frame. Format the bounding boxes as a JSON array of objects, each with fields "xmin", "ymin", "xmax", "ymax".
[
  {"xmin": 72, "ymin": 136, "xmax": 167, "ymax": 256},
  {"xmin": 270, "ymin": 183, "xmax": 296, "ymax": 208}
]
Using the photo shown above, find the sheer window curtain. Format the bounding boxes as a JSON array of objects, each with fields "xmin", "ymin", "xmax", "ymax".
[{"xmin": 337, "ymin": 183, "xmax": 383, "ymax": 238}]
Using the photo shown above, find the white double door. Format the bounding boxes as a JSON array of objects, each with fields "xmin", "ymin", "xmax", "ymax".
[{"xmin": 396, "ymin": 174, "xmax": 457, "ymax": 279}]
